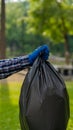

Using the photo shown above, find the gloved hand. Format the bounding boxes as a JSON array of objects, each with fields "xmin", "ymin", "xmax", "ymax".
[{"xmin": 28, "ymin": 45, "xmax": 50, "ymax": 65}]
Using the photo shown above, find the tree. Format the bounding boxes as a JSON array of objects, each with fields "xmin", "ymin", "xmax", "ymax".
[
  {"xmin": 6, "ymin": 1, "xmax": 29, "ymax": 56},
  {"xmin": 0, "ymin": 0, "xmax": 6, "ymax": 59},
  {"xmin": 56, "ymin": 1, "xmax": 70, "ymax": 64},
  {"xmin": 25, "ymin": 0, "xmax": 73, "ymax": 64}
]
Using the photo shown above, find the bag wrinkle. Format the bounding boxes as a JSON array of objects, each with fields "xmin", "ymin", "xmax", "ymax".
[{"xmin": 19, "ymin": 57, "xmax": 70, "ymax": 130}]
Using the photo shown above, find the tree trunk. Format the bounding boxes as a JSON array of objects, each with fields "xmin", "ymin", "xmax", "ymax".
[
  {"xmin": 61, "ymin": 17, "xmax": 70, "ymax": 65},
  {"xmin": 63, "ymin": 34, "xmax": 70, "ymax": 65},
  {"xmin": 57, "ymin": 2, "xmax": 70, "ymax": 65},
  {"xmin": 0, "ymin": 0, "xmax": 6, "ymax": 59}
]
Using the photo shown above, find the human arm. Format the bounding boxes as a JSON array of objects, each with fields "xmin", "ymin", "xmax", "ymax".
[
  {"xmin": 0, "ymin": 55, "xmax": 30, "ymax": 79},
  {"xmin": 0, "ymin": 45, "xmax": 49, "ymax": 79}
]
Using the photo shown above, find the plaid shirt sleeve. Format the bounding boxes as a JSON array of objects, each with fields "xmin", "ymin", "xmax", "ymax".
[{"xmin": 0, "ymin": 55, "xmax": 30, "ymax": 79}]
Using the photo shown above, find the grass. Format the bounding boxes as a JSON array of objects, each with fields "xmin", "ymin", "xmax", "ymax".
[
  {"xmin": 66, "ymin": 82, "xmax": 73, "ymax": 130},
  {"xmin": 0, "ymin": 82, "xmax": 22, "ymax": 130},
  {"xmin": 0, "ymin": 80, "xmax": 73, "ymax": 130}
]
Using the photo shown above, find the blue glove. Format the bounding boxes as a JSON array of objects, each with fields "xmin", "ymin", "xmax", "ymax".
[{"xmin": 28, "ymin": 45, "xmax": 50, "ymax": 65}]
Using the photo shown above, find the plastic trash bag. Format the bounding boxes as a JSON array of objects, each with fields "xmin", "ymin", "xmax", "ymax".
[{"xmin": 19, "ymin": 57, "xmax": 70, "ymax": 130}]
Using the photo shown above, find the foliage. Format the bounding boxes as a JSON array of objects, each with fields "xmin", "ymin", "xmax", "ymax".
[
  {"xmin": 5, "ymin": 1, "xmax": 73, "ymax": 57},
  {"xmin": 26, "ymin": 0, "xmax": 73, "ymax": 43},
  {"xmin": 6, "ymin": 1, "xmax": 47, "ymax": 57},
  {"xmin": 6, "ymin": 1, "xmax": 28, "ymax": 56}
]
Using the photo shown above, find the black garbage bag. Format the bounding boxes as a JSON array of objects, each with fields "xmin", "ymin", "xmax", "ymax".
[{"xmin": 19, "ymin": 57, "xmax": 70, "ymax": 130}]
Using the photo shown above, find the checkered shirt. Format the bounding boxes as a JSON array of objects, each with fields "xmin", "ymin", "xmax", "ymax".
[{"xmin": 0, "ymin": 55, "xmax": 30, "ymax": 79}]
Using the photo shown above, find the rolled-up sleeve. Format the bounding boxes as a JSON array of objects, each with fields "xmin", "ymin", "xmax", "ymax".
[{"xmin": 0, "ymin": 55, "xmax": 30, "ymax": 79}]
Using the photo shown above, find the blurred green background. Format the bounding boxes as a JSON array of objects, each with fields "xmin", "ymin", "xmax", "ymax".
[
  {"xmin": 0, "ymin": 0, "xmax": 73, "ymax": 63},
  {"xmin": 0, "ymin": 0, "xmax": 73, "ymax": 130}
]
